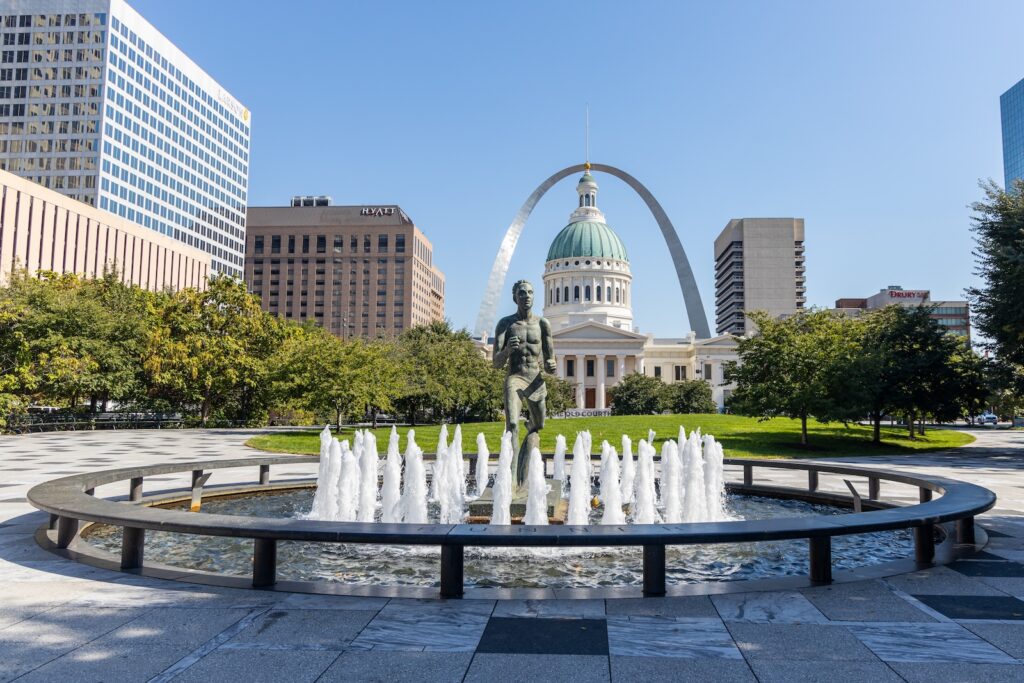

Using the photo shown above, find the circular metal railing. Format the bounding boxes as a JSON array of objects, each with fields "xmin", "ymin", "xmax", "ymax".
[{"xmin": 27, "ymin": 456, "xmax": 996, "ymax": 598}]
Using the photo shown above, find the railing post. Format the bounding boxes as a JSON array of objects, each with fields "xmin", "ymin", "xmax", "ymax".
[
  {"xmin": 129, "ymin": 477, "xmax": 143, "ymax": 502},
  {"xmin": 956, "ymin": 517, "xmax": 976, "ymax": 545},
  {"xmin": 919, "ymin": 488, "xmax": 933, "ymax": 503},
  {"xmin": 809, "ymin": 536, "xmax": 832, "ymax": 583},
  {"xmin": 440, "ymin": 544, "xmax": 464, "ymax": 598},
  {"xmin": 915, "ymin": 525, "xmax": 935, "ymax": 563},
  {"xmin": 56, "ymin": 516, "xmax": 78, "ymax": 548},
  {"xmin": 121, "ymin": 527, "xmax": 145, "ymax": 569},
  {"xmin": 48, "ymin": 513, "xmax": 58, "ymax": 530},
  {"xmin": 808, "ymin": 470, "xmax": 819, "ymax": 492},
  {"xmin": 252, "ymin": 538, "xmax": 277, "ymax": 587},
  {"xmin": 190, "ymin": 470, "xmax": 211, "ymax": 512},
  {"xmin": 643, "ymin": 544, "xmax": 666, "ymax": 596},
  {"xmin": 743, "ymin": 464, "xmax": 752, "ymax": 486},
  {"xmin": 868, "ymin": 477, "xmax": 880, "ymax": 500},
  {"xmin": 259, "ymin": 464, "xmax": 270, "ymax": 486}
]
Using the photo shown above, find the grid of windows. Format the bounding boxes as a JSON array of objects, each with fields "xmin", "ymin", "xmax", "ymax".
[
  {"xmin": 0, "ymin": 2, "xmax": 250, "ymax": 278},
  {"xmin": 1002, "ymin": 78, "xmax": 1024, "ymax": 188}
]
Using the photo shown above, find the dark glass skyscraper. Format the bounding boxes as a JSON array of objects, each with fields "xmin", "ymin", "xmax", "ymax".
[{"xmin": 1000, "ymin": 78, "xmax": 1024, "ymax": 189}]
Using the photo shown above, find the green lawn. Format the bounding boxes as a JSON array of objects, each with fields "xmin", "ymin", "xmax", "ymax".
[{"xmin": 245, "ymin": 414, "xmax": 974, "ymax": 459}]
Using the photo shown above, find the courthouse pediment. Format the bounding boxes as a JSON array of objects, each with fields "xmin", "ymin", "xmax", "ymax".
[{"xmin": 553, "ymin": 321, "xmax": 648, "ymax": 341}]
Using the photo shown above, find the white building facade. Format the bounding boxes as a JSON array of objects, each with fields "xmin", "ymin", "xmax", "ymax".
[
  {"xmin": 0, "ymin": 0, "xmax": 250, "ymax": 277},
  {"xmin": 542, "ymin": 167, "xmax": 737, "ymax": 412}
]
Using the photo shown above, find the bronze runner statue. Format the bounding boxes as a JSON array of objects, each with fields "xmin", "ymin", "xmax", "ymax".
[{"xmin": 492, "ymin": 279, "xmax": 556, "ymax": 491}]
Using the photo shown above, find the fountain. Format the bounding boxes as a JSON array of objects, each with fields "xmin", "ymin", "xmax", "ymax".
[{"xmin": 305, "ymin": 423, "xmax": 729, "ymax": 527}]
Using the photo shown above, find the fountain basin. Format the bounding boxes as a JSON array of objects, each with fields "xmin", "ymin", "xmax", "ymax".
[{"xmin": 27, "ymin": 454, "xmax": 997, "ymax": 599}]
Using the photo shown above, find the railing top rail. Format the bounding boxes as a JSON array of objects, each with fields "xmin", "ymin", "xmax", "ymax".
[{"xmin": 27, "ymin": 456, "xmax": 996, "ymax": 548}]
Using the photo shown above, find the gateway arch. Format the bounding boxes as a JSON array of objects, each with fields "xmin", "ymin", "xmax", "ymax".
[{"xmin": 474, "ymin": 163, "xmax": 712, "ymax": 339}]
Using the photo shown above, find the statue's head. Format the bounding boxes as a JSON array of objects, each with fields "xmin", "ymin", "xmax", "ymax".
[{"xmin": 512, "ymin": 279, "xmax": 534, "ymax": 308}]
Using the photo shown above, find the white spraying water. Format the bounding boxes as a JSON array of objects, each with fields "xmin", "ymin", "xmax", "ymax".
[
  {"xmin": 582, "ymin": 431, "xmax": 593, "ymax": 481},
  {"xmin": 308, "ymin": 427, "xmax": 335, "ymax": 519},
  {"xmin": 600, "ymin": 446, "xmax": 625, "ymax": 525},
  {"xmin": 337, "ymin": 441, "xmax": 360, "ymax": 522},
  {"xmin": 357, "ymin": 432, "xmax": 379, "ymax": 523},
  {"xmin": 474, "ymin": 433, "xmax": 490, "ymax": 498},
  {"xmin": 430, "ymin": 424, "xmax": 449, "ymax": 503},
  {"xmin": 620, "ymin": 435, "xmax": 635, "ymax": 506},
  {"xmin": 661, "ymin": 439, "xmax": 682, "ymax": 523},
  {"xmin": 552, "ymin": 434, "xmax": 567, "ymax": 487},
  {"xmin": 305, "ymin": 423, "xmax": 729, "ymax": 528},
  {"xmin": 633, "ymin": 439, "xmax": 657, "ymax": 523},
  {"xmin": 704, "ymin": 436, "xmax": 726, "ymax": 521},
  {"xmin": 490, "ymin": 431, "xmax": 513, "ymax": 525},
  {"xmin": 682, "ymin": 432, "xmax": 706, "ymax": 523},
  {"xmin": 452, "ymin": 425, "xmax": 467, "ymax": 504},
  {"xmin": 523, "ymin": 447, "xmax": 550, "ymax": 525},
  {"xmin": 380, "ymin": 427, "xmax": 402, "ymax": 523},
  {"xmin": 567, "ymin": 433, "xmax": 590, "ymax": 525},
  {"xmin": 401, "ymin": 434, "xmax": 428, "ymax": 524}
]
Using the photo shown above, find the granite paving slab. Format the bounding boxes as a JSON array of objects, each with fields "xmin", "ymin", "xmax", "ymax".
[
  {"xmin": 94, "ymin": 607, "xmax": 251, "ymax": 647},
  {"xmin": 318, "ymin": 651, "xmax": 473, "ymax": 682},
  {"xmin": 605, "ymin": 595, "xmax": 718, "ymax": 618},
  {"xmin": 169, "ymin": 648, "xmax": 341, "ymax": 683},
  {"xmin": 885, "ymin": 567, "xmax": 1008, "ymax": 596},
  {"xmin": 0, "ymin": 639, "xmax": 87, "ymax": 683},
  {"xmin": 0, "ymin": 606, "xmax": 151, "ymax": 647},
  {"xmin": 609, "ymin": 656, "xmax": 756, "ymax": 682},
  {"xmin": 801, "ymin": 580, "xmax": 936, "ymax": 622},
  {"xmin": 349, "ymin": 601, "xmax": 492, "ymax": 652},
  {"xmin": 847, "ymin": 623, "xmax": 1018, "ymax": 663},
  {"xmin": 492, "ymin": 598, "xmax": 605, "ymax": 619},
  {"xmin": 606, "ymin": 615, "xmax": 740, "ymax": 658},
  {"xmin": 963, "ymin": 622, "xmax": 1024, "ymax": 658},
  {"xmin": 14, "ymin": 642, "xmax": 194, "ymax": 683},
  {"xmin": 476, "ymin": 617, "xmax": 608, "ymax": 655},
  {"xmin": 949, "ymin": 560, "xmax": 1024, "ymax": 577},
  {"xmin": 888, "ymin": 662, "xmax": 1024, "ymax": 683},
  {"xmin": 465, "ymin": 653, "xmax": 610, "ymax": 683},
  {"xmin": 913, "ymin": 594, "xmax": 1024, "ymax": 620},
  {"xmin": 727, "ymin": 623, "xmax": 879, "ymax": 661},
  {"xmin": 711, "ymin": 590, "xmax": 828, "ymax": 623},
  {"xmin": 746, "ymin": 659, "xmax": 905, "ymax": 683},
  {"xmin": 227, "ymin": 608, "xmax": 376, "ymax": 648}
]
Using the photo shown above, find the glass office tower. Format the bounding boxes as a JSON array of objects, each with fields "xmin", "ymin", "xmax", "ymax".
[
  {"xmin": 0, "ymin": 0, "xmax": 250, "ymax": 276},
  {"xmin": 1001, "ymin": 77, "xmax": 1024, "ymax": 190}
]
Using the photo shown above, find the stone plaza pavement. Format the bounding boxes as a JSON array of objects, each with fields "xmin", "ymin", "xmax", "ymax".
[{"xmin": 0, "ymin": 428, "xmax": 1023, "ymax": 682}]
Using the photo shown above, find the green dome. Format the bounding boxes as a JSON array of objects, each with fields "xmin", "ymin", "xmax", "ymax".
[{"xmin": 546, "ymin": 220, "xmax": 629, "ymax": 262}]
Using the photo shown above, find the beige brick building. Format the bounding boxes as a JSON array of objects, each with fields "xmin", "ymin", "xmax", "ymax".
[
  {"xmin": 0, "ymin": 169, "xmax": 210, "ymax": 290},
  {"xmin": 244, "ymin": 203, "xmax": 445, "ymax": 338}
]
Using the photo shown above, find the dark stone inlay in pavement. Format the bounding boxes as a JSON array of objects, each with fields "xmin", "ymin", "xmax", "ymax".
[
  {"xmin": 962, "ymin": 551, "xmax": 1015, "ymax": 561},
  {"xmin": 913, "ymin": 595, "xmax": 1024, "ymax": 620},
  {"xmin": 981, "ymin": 529, "xmax": 1013, "ymax": 538},
  {"xmin": 476, "ymin": 617, "xmax": 609, "ymax": 655},
  {"xmin": 949, "ymin": 561, "xmax": 1024, "ymax": 578}
]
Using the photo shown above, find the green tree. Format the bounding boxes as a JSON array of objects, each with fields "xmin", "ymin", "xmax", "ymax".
[
  {"xmin": 853, "ymin": 305, "xmax": 985, "ymax": 441},
  {"xmin": 968, "ymin": 180, "xmax": 1024, "ymax": 366},
  {"xmin": 395, "ymin": 320, "xmax": 498, "ymax": 424},
  {"xmin": 660, "ymin": 379, "xmax": 716, "ymax": 414},
  {"xmin": 726, "ymin": 310, "xmax": 860, "ymax": 446},
  {"xmin": 145, "ymin": 276, "xmax": 283, "ymax": 425},
  {"xmin": 609, "ymin": 372, "xmax": 666, "ymax": 415},
  {"xmin": 544, "ymin": 374, "xmax": 576, "ymax": 415}
]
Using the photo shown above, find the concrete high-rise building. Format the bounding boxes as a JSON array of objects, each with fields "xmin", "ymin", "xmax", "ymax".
[
  {"xmin": 0, "ymin": 0, "xmax": 250, "ymax": 277},
  {"xmin": 244, "ymin": 202, "xmax": 445, "ymax": 338},
  {"xmin": 0, "ymin": 167, "xmax": 209, "ymax": 290},
  {"xmin": 714, "ymin": 218, "xmax": 805, "ymax": 336},
  {"xmin": 1001, "ymin": 77, "xmax": 1024, "ymax": 189},
  {"xmin": 833, "ymin": 286, "xmax": 971, "ymax": 342}
]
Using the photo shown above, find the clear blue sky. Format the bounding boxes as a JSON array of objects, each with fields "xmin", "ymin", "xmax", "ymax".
[{"xmin": 132, "ymin": 0, "xmax": 1022, "ymax": 337}]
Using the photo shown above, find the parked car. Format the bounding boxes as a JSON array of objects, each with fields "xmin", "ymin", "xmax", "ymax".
[{"xmin": 978, "ymin": 413, "xmax": 998, "ymax": 425}]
